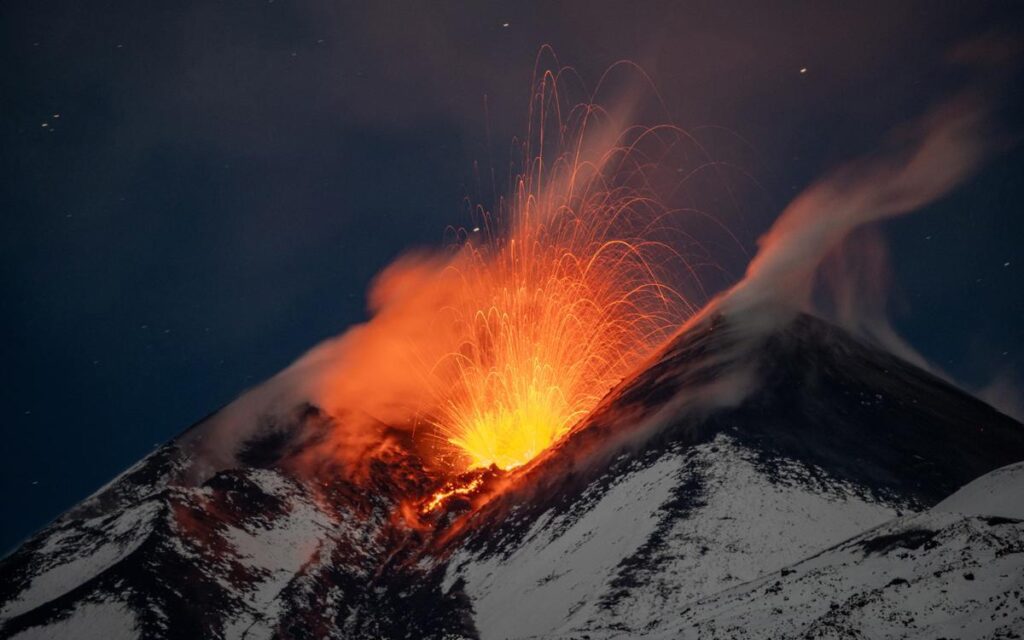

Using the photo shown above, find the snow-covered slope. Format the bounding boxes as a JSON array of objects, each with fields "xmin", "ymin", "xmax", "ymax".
[
  {"xmin": 0, "ymin": 448, "xmax": 349, "ymax": 639},
  {"xmin": 426, "ymin": 313, "xmax": 1024, "ymax": 638},
  {"xmin": 442, "ymin": 433, "xmax": 903, "ymax": 639},
  {"xmin": 665, "ymin": 461, "xmax": 1024, "ymax": 640},
  {"xmin": 935, "ymin": 460, "xmax": 1024, "ymax": 520},
  {"xmin": 2, "ymin": 313, "xmax": 1023, "ymax": 639}
]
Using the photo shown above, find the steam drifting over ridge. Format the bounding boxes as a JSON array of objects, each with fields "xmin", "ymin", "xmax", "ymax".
[{"xmin": 720, "ymin": 92, "xmax": 995, "ymax": 331}]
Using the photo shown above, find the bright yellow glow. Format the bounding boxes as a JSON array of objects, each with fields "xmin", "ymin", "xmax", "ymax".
[
  {"xmin": 420, "ymin": 92, "xmax": 696, "ymax": 470},
  {"xmin": 428, "ymin": 209, "xmax": 687, "ymax": 471},
  {"xmin": 355, "ymin": 58, "xmax": 713, "ymax": 473},
  {"xmin": 444, "ymin": 352, "xmax": 585, "ymax": 470}
]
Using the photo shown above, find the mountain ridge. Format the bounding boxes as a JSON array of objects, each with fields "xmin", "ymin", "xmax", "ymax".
[{"xmin": 2, "ymin": 312, "xmax": 1022, "ymax": 639}]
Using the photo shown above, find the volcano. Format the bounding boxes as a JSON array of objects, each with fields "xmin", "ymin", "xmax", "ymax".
[{"xmin": 1, "ymin": 310, "xmax": 1023, "ymax": 639}]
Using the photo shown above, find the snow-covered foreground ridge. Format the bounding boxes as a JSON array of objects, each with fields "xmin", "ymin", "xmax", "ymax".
[
  {"xmin": 2, "ymin": 313, "xmax": 1023, "ymax": 639},
  {"xmin": 664, "ymin": 461, "xmax": 1024, "ymax": 640}
]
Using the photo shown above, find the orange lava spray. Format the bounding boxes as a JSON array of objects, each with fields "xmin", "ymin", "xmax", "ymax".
[{"xmin": 411, "ymin": 57, "xmax": 705, "ymax": 472}]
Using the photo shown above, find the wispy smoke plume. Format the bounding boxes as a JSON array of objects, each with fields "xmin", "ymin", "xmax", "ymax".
[
  {"xmin": 709, "ymin": 37, "xmax": 1023, "ymax": 417},
  {"xmin": 816, "ymin": 227, "xmax": 932, "ymax": 371},
  {"xmin": 721, "ymin": 92, "xmax": 993, "ymax": 329},
  {"xmin": 183, "ymin": 253, "xmax": 456, "ymax": 480}
]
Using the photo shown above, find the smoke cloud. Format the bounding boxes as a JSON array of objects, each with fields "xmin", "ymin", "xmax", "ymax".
[
  {"xmin": 182, "ymin": 252, "xmax": 461, "ymax": 480},
  {"xmin": 816, "ymin": 227, "xmax": 933, "ymax": 371},
  {"xmin": 707, "ymin": 39, "xmax": 1022, "ymax": 419},
  {"xmin": 721, "ymin": 92, "xmax": 993, "ymax": 330}
]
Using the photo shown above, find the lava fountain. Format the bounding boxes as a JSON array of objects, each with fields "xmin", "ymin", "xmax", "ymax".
[
  {"xmin": 401, "ymin": 57, "xmax": 714, "ymax": 473},
  {"xmin": 186, "ymin": 53, "xmax": 737, "ymax": 515}
]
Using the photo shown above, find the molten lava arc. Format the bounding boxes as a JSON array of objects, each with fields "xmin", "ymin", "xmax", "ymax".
[{"xmin": 411, "ymin": 62, "xmax": 700, "ymax": 472}]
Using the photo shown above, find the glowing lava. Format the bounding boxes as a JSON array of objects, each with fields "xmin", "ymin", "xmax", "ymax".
[
  {"xmin": 414, "ymin": 62, "xmax": 700, "ymax": 471},
  {"xmin": 427, "ymin": 222, "xmax": 685, "ymax": 470},
  {"xmin": 421, "ymin": 477, "xmax": 484, "ymax": 513}
]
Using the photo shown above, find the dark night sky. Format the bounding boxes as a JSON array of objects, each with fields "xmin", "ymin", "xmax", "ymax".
[{"xmin": 2, "ymin": 1, "xmax": 1022, "ymax": 552}]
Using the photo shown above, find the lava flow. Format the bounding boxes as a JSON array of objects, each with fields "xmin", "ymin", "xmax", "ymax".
[{"xmin": 421, "ymin": 477, "xmax": 485, "ymax": 513}]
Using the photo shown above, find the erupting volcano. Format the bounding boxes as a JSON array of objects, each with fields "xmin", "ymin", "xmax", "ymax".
[
  {"xmin": 325, "ymin": 56, "xmax": 715, "ymax": 478},
  {"xmin": 413, "ymin": 80, "xmax": 697, "ymax": 471},
  {"xmin": 420, "ymin": 193, "xmax": 685, "ymax": 471},
  {"xmin": 3, "ymin": 50, "xmax": 1024, "ymax": 640}
]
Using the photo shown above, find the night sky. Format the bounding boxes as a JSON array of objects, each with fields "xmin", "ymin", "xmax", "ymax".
[{"xmin": 2, "ymin": 1, "xmax": 1023, "ymax": 552}]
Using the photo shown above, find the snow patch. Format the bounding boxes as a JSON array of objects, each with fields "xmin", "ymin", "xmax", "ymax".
[
  {"xmin": 935, "ymin": 460, "xmax": 1024, "ymax": 520},
  {"xmin": 219, "ymin": 471, "xmax": 334, "ymax": 640},
  {"xmin": 1, "ymin": 502, "xmax": 160, "ymax": 620},
  {"xmin": 586, "ymin": 434, "xmax": 901, "ymax": 634},
  {"xmin": 446, "ymin": 452, "xmax": 684, "ymax": 639},
  {"xmin": 445, "ymin": 434, "xmax": 902, "ymax": 639},
  {"xmin": 8, "ymin": 599, "xmax": 139, "ymax": 640}
]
